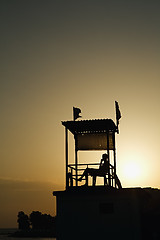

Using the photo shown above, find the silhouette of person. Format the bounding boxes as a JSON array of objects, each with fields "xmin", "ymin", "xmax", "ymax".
[{"xmin": 78, "ymin": 153, "xmax": 109, "ymax": 186}]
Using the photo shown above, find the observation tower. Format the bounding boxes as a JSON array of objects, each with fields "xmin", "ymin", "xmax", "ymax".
[
  {"xmin": 53, "ymin": 102, "xmax": 144, "ymax": 240},
  {"xmin": 62, "ymin": 103, "xmax": 122, "ymax": 189}
]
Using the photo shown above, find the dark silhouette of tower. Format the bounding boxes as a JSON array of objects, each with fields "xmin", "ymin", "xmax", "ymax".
[{"xmin": 53, "ymin": 102, "xmax": 158, "ymax": 240}]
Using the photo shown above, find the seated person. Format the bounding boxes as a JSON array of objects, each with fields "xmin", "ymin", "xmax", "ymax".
[{"xmin": 78, "ymin": 153, "xmax": 109, "ymax": 185}]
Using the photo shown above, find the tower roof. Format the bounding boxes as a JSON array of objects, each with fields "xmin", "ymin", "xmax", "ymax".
[{"xmin": 62, "ymin": 119, "xmax": 117, "ymax": 134}]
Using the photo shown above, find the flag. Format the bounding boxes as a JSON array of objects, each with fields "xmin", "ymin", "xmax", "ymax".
[
  {"xmin": 73, "ymin": 107, "xmax": 82, "ymax": 121},
  {"xmin": 115, "ymin": 101, "xmax": 121, "ymax": 125}
]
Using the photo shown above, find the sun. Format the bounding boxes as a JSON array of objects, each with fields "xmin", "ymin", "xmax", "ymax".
[{"xmin": 123, "ymin": 161, "xmax": 141, "ymax": 180}]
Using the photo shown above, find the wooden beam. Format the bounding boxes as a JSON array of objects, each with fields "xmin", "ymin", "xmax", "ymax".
[
  {"xmin": 65, "ymin": 127, "xmax": 69, "ymax": 189},
  {"xmin": 74, "ymin": 134, "xmax": 78, "ymax": 187},
  {"xmin": 107, "ymin": 132, "xmax": 111, "ymax": 187},
  {"xmin": 113, "ymin": 132, "xmax": 116, "ymax": 188}
]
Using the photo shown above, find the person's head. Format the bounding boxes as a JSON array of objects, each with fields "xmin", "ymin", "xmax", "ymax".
[{"xmin": 102, "ymin": 153, "xmax": 108, "ymax": 160}]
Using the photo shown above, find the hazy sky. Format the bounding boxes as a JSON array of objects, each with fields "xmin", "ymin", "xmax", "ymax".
[{"xmin": 1, "ymin": 0, "xmax": 160, "ymax": 227}]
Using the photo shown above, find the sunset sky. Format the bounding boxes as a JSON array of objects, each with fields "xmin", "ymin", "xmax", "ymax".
[{"xmin": 1, "ymin": 0, "xmax": 160, "ymax": 227}]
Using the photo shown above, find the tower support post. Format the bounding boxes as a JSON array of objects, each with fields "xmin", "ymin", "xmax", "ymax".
[{"xmin": 65, "ymin": 127, "xmax": 69, "ymax": 189}]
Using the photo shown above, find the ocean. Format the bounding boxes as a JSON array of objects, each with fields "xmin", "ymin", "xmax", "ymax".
[{"xmin": 0, "ymin": 229, "xmax": 56, "ymax": 240}]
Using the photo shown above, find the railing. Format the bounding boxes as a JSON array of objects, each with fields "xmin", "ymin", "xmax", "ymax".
[{"xmin": 67, "ymin": 163, "xmax": 115, "ymax": 188}]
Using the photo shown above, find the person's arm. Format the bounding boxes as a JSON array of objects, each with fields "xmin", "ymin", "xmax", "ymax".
[{"xmin": 99, "ymin": 159, "xmax": 103, "ymax": 167}]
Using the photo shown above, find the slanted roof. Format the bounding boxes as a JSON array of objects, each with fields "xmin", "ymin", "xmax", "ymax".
[{"xmin": 62, "ymin": 119, "xmax": 117, "ymax": 134}]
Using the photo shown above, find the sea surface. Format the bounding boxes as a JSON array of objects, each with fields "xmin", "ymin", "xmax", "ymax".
[{"xmin": 0, "ymin": 229, "xmax": 56, "ymax": 240}]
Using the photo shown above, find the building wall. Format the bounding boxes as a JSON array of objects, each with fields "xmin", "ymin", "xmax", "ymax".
[{"xmin": 54, "ymin": 188, "xmax": 144, "ymax": 240}]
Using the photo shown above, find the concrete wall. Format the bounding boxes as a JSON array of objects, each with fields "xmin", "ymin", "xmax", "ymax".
[{"xmin": 54, "ymin": 188, "xmax": 144, "ymax": 240}]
